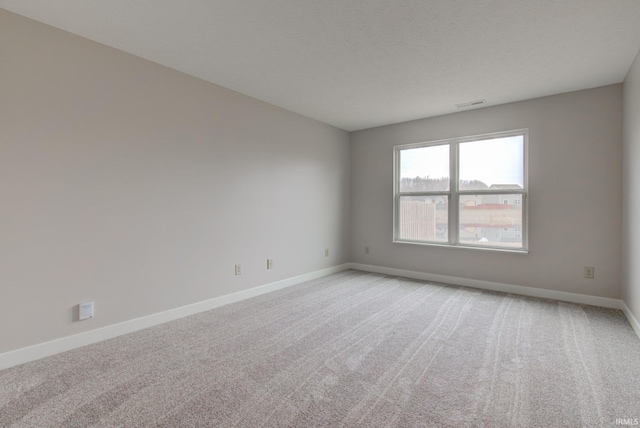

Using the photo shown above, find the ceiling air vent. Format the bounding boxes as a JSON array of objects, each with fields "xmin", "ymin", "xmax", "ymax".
[{"xmin": 455, "ymin": 99, "xmax": 486, "ymax": 109}]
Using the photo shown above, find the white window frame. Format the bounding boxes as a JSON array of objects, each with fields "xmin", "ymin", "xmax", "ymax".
[{"xmin": 393, "ymin": 129, "xmax": 528, "ymax": 253}]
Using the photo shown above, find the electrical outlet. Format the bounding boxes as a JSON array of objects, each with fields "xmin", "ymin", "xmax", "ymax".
[
  {"xmin": 365, "ymin": 246, "xmax": 370, "ymax": 255},
  {"xmin": 235, "ymin": 264, "xmax": 241, "ymax": 275},
  {"xmin": 584, "ymin": 266, "xmax": 594, "ymax": 279},
  {"xmin": 325, "ymin": 248, "xmax": 329, "ymax": 257},
  {"xmin": 267, "ymin": 259, "xmax": 274, "ymax": 269}
]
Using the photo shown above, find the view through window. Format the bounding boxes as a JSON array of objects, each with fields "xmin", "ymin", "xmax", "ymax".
[{"xmin": 394, "ymin": 130, "xmax": 527, "ymax": 251}]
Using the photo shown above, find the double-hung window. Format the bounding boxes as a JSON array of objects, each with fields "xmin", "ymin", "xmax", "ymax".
[{"xmin": 393, "ymin": 129, "xmax": 527, "ymax": 252}]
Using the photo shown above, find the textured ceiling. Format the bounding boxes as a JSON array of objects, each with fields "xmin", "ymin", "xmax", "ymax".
[{"xmin": 2, "ymin": 1, "xmax": 640, "ymax": 131}]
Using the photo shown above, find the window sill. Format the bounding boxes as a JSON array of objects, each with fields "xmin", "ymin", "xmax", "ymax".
[{"xmin": 393, "ymin": 239, "xmax": 529, "ymax": 254}]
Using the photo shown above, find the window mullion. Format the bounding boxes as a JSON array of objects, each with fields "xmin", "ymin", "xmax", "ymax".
[
  {"xmin": 450, "ymin": 142, "xmax": 459, "ymax": 245},
  {"xmin": 397, "ymin": 191, "xmax": 451, "ymax": 197},
  {"xmin": 458, "ymin": 190, "xmax": 526, "ymax": 196}
]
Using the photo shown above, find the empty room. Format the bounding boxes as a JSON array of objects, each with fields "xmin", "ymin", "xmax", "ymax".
[{"xmin": 1, "ymin": 1, "xmax": 640, "ymax": 427}]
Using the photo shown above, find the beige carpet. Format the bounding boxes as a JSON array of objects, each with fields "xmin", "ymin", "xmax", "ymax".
[{"xmin": 1, "ymin": 270, "xmax": 639, "ymax": 427}]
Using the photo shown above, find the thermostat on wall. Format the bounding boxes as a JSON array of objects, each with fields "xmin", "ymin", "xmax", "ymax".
[{"xmin": 79, "ymin": 301, "xmax": 94, "ymax": 320}]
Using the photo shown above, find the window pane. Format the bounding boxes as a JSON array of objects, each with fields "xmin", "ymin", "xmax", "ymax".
[
  {"xmin": 459, "ymin": 194, "xmax": 523, "ymax": 248},
  {"xmin": 399, "ymin": 145, "xmax": 449, "ymax": 192},
  {"xmin": 399, "ymin": 196, "xmax": 448, "ymax": 242},
  {"xmin": 459, "ymin": 136, "xmax": 523, "ymax": 191}
]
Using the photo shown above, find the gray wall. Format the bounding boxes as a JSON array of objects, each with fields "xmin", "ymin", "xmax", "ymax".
[
  {"xmin": 0, "ymin": 10, "xmax": 351, "ymax": 354},
  {"xmin": 351, "ymin": 85, "xmax": 623, "ymax": 299},
  {"xmin": 623, "ymin": 49, "xmax": 640, "ymax": 323}
]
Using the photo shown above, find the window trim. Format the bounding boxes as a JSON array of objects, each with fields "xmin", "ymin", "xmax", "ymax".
[{"xmin": 393, "ymin": 129, "xmax": 528, "ymax": 253}]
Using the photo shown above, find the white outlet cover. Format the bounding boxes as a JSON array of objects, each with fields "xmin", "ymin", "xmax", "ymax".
[{"xmin": 79, "ymin": 301, "xmax": 94, "ymax": 320}]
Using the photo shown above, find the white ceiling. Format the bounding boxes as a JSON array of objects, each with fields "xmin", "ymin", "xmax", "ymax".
[{"xmin": 2, "ymin": 1, "xmax": 640, "ymax": 131}]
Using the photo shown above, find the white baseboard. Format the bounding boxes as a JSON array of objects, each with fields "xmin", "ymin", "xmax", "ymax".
[
  {"xmin": 350, "ymin": 263, "xmax": 640, "ymax": 340},
  {"xmin": 621, "ymin": 301, "xmax": 640, "ymax": 340},
  {"xmin": 349, "ymin": 263, "xmax": 623, "ymax": 309},
  {"xmin": 0, "ymin": 264, "xmax": 351, "ymax": 371},
  {"xmin": 3, "ymin": 262, "xmax": 637, "ymax": 371}
]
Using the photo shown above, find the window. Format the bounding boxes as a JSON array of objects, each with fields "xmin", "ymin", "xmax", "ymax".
[{"xmin": 394, "ymin": 129, "xmax": 527, "ymax": 252}]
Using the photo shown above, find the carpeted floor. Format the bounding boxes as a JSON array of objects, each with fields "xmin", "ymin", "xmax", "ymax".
[{"xmin": 1, "ymin": 270, "xmax": 639, "ymax": 427}]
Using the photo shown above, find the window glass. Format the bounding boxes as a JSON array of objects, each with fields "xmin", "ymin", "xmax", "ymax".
[
  {"xmin": 399, "ymin": 144, "xmax": 449, "ymax": 192},
  {"xmin": 398, "ymin": 196, "xmax": 448, "ymax": 242},
  {"xmin": 459, "ymin": 136, "xmax": 524, "ymax": 191},
  {"xmin": 458, "ymin": 194, "xmax": 523, "ymax": 248}
]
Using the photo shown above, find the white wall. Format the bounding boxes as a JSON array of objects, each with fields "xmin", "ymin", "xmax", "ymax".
[
  {"xmin": 0, "ymin": 10, "xmax": 351, "ymax": 354},
  {"xmin": 623, "ymin": 49, "xmax": 640, "ymax": 323},
  {"xmin": 351, "ymin": 86, "xmax": 623, "ymax": 299}
]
